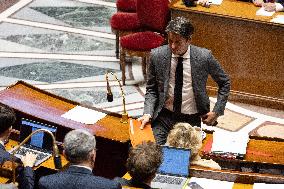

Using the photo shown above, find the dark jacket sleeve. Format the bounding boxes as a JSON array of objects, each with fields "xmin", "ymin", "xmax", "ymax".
[
  {"xmin": 207, "ymin": 51, "xmax": 230, "ymax": 116},
  {"xmin": 277, "ymin": 0, "xmax": 284, "ymax": 7},
  {"xmin": 18, "ymin": 166, "xmax": 35, "ymax": 189}
]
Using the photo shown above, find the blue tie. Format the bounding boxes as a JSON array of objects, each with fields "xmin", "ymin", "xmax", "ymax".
[{"xmin": 173, "ymin": 57, "xmax": 183, "ymax": 113}]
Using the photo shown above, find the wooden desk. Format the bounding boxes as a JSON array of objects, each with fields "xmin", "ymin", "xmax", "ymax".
[
  {"xmin": 0, "ymin": 81, "xmax": 130, "ymax": 178},
  {"xmin": 129, "ymin": 125, "xmax": 284, "ymax": 184},
  {"xmin": 199, "ymin": 133, "xmax": 284, "ymax": 183},
  {"xmin": 170, "ymin": 0, "xmax": 284, "ymax": 109}
]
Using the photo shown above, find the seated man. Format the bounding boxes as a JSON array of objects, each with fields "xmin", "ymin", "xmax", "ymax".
[
  {"xmin": 38, "ymin": 129, "xmax": 121, "ymax": 189},
  {"xmin": 167, "ymin": 122, "xmax": 221, "ymax": 170},
  {"xmin": 252, "ymin": 0, "xmax": 284, "ymax": 12},
  {"xmin": 114, "ymin": 141, "xmax": 163, "ymax": 189},
  {"xmin": 0, "ymin": 105, "xmax": 37, "ymax": 189}
]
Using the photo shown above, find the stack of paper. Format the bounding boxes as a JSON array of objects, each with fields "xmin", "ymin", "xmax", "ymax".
[
  {"xmin": 211, "ymin": 131, "xmax": 249, "ymax": 155},
  {"xmin": 256, "ymin": 7, "xmax": 275, "ymax": 16},
  {"xmin": 271, "ymin": 15, "xmax": 284, "ymax": 24},
  {"xmin": 253, "ymin": 183, "xmax": 284, "ymax": 189},
  {"xmin": 61, "ymin": 105, "xmax": 107, "ymax": 124},
  {"xmin": 185, "ymin": 177, "xmax": 234, "ymax": 189}
]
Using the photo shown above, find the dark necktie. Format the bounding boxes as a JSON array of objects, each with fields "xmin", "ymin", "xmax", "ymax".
[{"xmin": 173, "ymin": 56, "xmax": 183, "ymax": 113}]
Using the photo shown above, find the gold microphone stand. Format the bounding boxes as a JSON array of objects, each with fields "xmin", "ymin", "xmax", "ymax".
[
  {"xmin": 106, "ymin": 71, "xmax": 128, "ymax": 124},
  {"xmin": 10, "ymin": 129, "xmax": 60, "ymax": 184}
]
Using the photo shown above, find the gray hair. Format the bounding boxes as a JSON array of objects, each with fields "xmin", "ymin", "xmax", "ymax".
[
  {"xmin": 64, "ymin": 129, "xmax": 96, "ymax": 163},
  {"xmin": 165, "ymin": 17, "xmax": 194, "ymax": 39}
]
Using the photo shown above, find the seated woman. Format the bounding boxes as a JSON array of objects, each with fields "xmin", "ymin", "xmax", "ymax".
[
  {"xmin": 166, "ymin": 122, "xmax": 221, "ymax": 170},
  {"xmin": 252, "ymin": 0, "xmax": 284, "ymax": 12},
  {"xmin": 114, "ymin": 141, "xmax": 163, "ymax": 189}
]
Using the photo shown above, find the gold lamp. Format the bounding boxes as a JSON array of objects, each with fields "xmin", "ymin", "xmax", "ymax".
[
  {"xmin": 10, "ymin": 128, "xmax": 61, "ymax": 184},
  {"xmin": 106, "ymin": 71, "xmax": 128, "ymax": 124}
]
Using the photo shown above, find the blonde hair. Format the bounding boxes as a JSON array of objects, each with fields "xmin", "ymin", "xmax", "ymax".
[{"xmin": 167, "ymin": 122, "xmax": 202, "ymax": 160}]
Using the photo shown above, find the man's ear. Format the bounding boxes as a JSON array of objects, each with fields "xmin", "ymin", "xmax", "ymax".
[
  {"xmin": 63, "ymin": 150, "xmax": 67, "ymax": 159},
  {"xmin": 90, "ymin": 149, "xmax": 96, "ymax": 162},
  {"xmin": 3, "ymin": 126, "xmax": 12, "ymax": 139}
]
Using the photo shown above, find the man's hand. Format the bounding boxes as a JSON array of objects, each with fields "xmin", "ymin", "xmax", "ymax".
[
  {"xmin": 263, "ymin": 3, "xmax": 276, "ymax": 11},
  {"xmin": 21, "ymin": 152, "xmax": 37, "ymax": 167},
  {"xmin": 197, "ymin": 0, "xmax": 210, "ymax": 7},
  {"xmin": 201, "ymin": 112, "xmax": 218, "ymax": 126},
  {"xmin": 137, "ymin": 114, "xmax": 151, "ymax": 130},
  {"xmin": 252, "ymin": 0, "xmax": 264, "ymax": 6}
]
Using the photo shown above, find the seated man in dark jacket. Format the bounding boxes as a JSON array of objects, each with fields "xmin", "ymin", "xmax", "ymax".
[
  {"xmin": 0, "ymin": 105, "xmax": 37, "ymax": 189},
  {"xmin": 38, "ymin": 129, "xmax": 121, "ymax": 189},
  {"xmin": 114, "ymin": 141, "xmax": 163, "ymax": 189}
]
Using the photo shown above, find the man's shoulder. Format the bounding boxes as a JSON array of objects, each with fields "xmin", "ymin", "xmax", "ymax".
[
  {"xmin": 191, "ymin": 45, "xmax": 210, "ymax": 54},
  {"xmin": 151, "ymin": 45, "xmax": 169, "ymax": 55},
  {"xmin": 39, "ymin": 173, "xmax": 121, "ymax": 188},
  {"xmin": 93, "ymin": 175, "xmax": 121, "ymax": 188}
]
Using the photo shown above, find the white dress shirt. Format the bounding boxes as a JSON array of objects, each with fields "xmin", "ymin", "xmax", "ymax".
[{"xmin": 164, "ymin": 46, "xmax": 198, "ymax": 115}]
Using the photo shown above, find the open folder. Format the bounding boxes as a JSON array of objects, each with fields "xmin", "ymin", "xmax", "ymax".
[{"xmin": 128, "ymin": 118, "xmax": 155, "ymax": 147}]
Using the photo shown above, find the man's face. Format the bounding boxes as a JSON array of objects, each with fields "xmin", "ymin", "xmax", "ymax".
[{"xmin": 168, "ymin": 32, "xmax": 191, "ymax": 56}]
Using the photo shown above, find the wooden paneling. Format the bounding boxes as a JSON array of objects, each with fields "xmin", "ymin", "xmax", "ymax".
[{"xmin": 170, "ymin": 0, "xmax": 284, "ymax": 110}]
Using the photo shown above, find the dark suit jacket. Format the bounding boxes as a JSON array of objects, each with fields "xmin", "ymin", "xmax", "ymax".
[
  {"xmin": 277, "ymin": 0, "xmax": 284, "ymax": 7},
  {"xmin": 113, "ymin": 177, "xmax": 152, "ymax": 189},
  {"xmin": 144, "ymin": 45, "xmax": 230, "ymax": 121},
  {"xmin": 0, "ymin": 144, "xmax": 34, "ymax": 189},
  {"xmin": 38, "ymin": 165, "xmax": 121, "ymax": 189}
]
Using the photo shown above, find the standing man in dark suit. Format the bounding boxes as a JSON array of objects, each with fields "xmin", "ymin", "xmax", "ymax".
[
  {"xmin": 0, "ymin": 105, "xmax": 37, "ymax": 189},
  {"xmin": 138, "ymin": 17, "xmax": 230, "ymax": 145},
  {"xmin": 38, "ymin": 129, "xmax": 121, "ymax": 189}
]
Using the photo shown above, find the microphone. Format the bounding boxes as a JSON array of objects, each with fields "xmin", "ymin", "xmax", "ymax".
[
  {"xmin": 106, "ymin": 72, "xmax": 113, "ymax": 102},
  {"xmin": 105, "ymin": 71, "xmax": 128, "ymax": 123},
  {"xmin": 53, "ymin": 144, "xmax": 62, "ymax": 169}
]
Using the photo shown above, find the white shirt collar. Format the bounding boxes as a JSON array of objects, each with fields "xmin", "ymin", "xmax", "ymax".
[
  {"xmin": 0, "ymin": 140, "xmax": 4, "ymax": 147},
  {"xmin": 70, "ymin": 164, "xmax": 93, "ymax": 172}
]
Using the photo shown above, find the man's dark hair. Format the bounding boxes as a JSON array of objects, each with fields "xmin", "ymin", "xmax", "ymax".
[
  {"xmin": 0, "ymin": 105, "xmax": 16, "ymax": 134},
  {"xmin": 126, "ymin": 141, "xmax": 163, "ymax": 182},
  {"xmin": 165, "ymin": 16, "xmax": 194, "ymax": 39}
]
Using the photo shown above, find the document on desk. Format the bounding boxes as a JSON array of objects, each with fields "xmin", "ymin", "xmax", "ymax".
[
  {"xmin": 256, "ymin": 7, "xmax": 275, "ymax": 16},
  {"xmin": 185, "ymin": 177, "xmax": 234, "ymax": 189},
  {"xmin": 271, "ymin": 15, "xmax": 284, "ymax": 24},
  {"xmin": 129, "ymin": 119, "xmax": 155, "ymax": 147},
  {"xmin": 253, "ymin": 183, "xmax": 284, "ymax": 189},
  {"xmin": 209, "ymin": 0, "xmax": 223, "ymax": 5},
  {"xmin": 211, "ymin": 131, "xmax": 249, "ymax": 155},
  {"xmin": 61, "ymin": 105, "xmax": 107, "ymax": 124}
]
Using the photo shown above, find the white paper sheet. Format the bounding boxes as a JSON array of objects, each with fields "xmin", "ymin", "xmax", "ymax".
[
  {"xmin": 256, "ymin": 7, "xmax": 275, "ymax": 16},
  {"xmin": 271, "ymin": 15, "xmax": 284, "ymax": 24},
  {"xmin": 253, "ymin": 183, "xmax": 284, "ymax": 189},
  {"xmin": 209, "ymin": 0, "xmax": 223, "ymax": 5},
  {"xmin": 61, "ymin": 105, "xmax": 107, "ymax": 124},
  {"xmin": 211, "ymin": 131, "xmax": 249, "ymax": 154},
  {"xmin": 185, "ymin": 177, "xmax": 234, "ymax": 189}
]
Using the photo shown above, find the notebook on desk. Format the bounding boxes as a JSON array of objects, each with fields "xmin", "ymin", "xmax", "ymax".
[
  {"xmin": 10, "ymin": 118, "xmax": 57, "ymax": 166},
  {"xmin": 151, "ymin": 146, "xmax": 191, "ymax": 189}
]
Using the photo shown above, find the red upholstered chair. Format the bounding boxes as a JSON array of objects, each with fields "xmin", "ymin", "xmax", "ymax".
[
  {"xmin": 113, "ymin": 0, "xmax": 137, "ymax": 58},
  {"xmin": 119, "ymin": 0, "xmax": 170, "ymax": 85},
  {"xmin": 116, "ymin": 0, "xmax": 136, "ymax": 12}
]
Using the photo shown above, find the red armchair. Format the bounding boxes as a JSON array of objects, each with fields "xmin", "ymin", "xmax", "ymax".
[
  {"xmin": 116, "ymin": 0, "xmax": 136, "ymax": 12},
  {"xmin": 113, "ymin": 0, "xmax": 137, "ymax": 59},
  {"xmin": 119, "ymin": 0, "xmax": 170, "ymax": 85}
]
